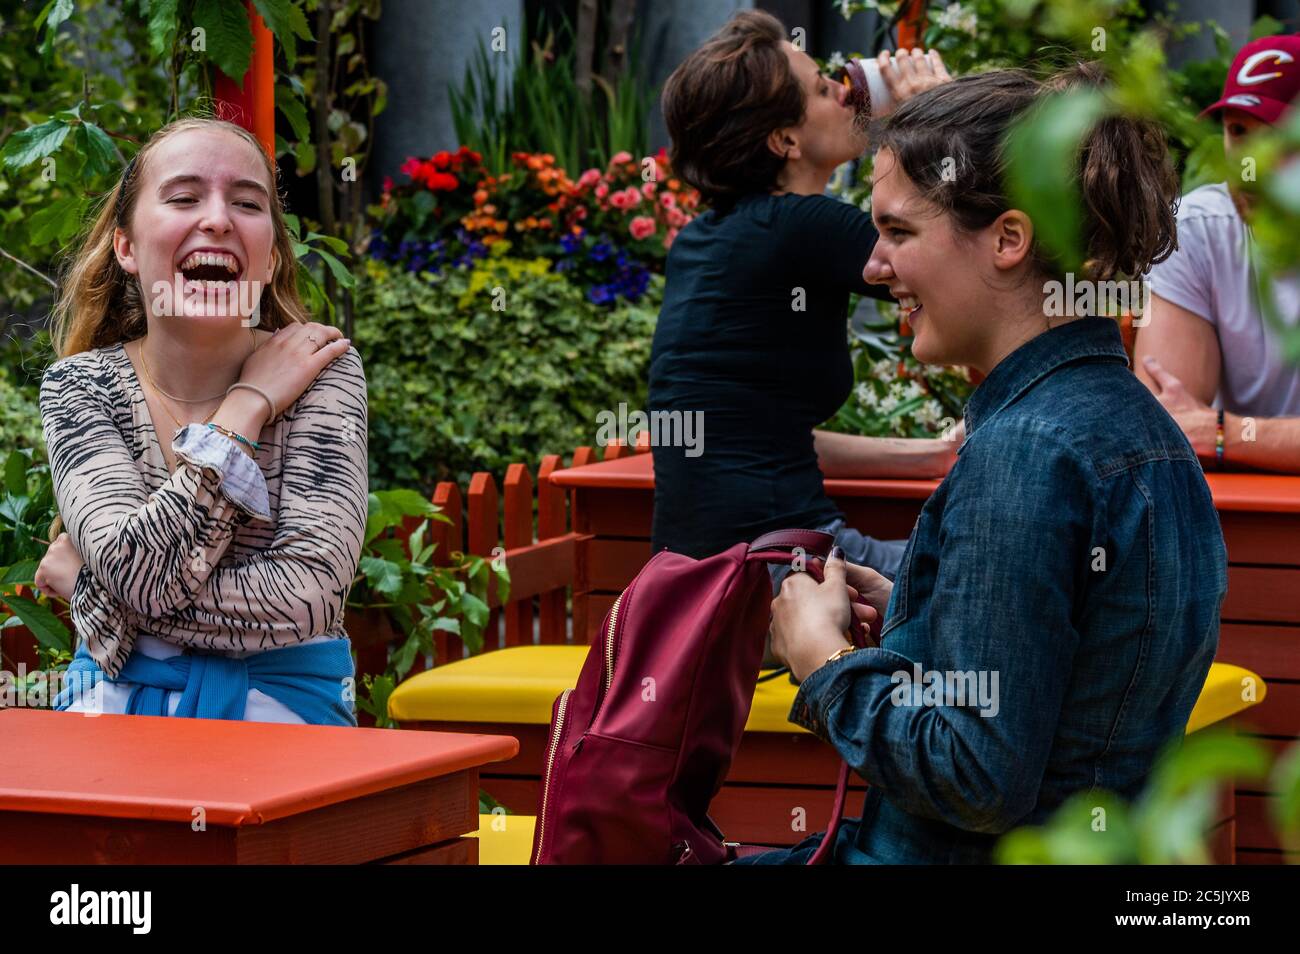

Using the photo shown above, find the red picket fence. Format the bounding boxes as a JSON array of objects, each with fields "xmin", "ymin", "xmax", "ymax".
[{"xmin": 345, "ymin": 436, "xmax": 651, "ymax": 682}]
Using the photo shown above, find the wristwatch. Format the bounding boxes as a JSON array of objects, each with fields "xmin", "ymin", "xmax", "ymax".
[{"xmin": 825, "ymin": 644, "xmax": 859, "ymax": 666}]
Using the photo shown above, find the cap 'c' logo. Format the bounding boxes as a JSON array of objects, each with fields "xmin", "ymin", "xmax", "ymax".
[{"xmin": 1237, "ymin": 48, "xmax": 1295, "ymax": 86}]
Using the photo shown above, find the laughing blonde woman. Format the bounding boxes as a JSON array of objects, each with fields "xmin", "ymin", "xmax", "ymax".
[{"xmin": 34, "ymin": 117, "xmax": 367, "ymax": 725}]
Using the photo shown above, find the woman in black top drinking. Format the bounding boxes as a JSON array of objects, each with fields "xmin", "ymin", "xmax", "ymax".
[{"xmin": 650, "ymin": 10, "xmax": 958, "ymax": 574}]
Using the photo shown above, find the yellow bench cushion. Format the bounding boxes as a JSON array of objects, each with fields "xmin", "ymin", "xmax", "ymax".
[
  {"xmin": 469, "ymin": 813, "xmax": 536, "ymax": 866},
  {"xmin": 388, "ymin": 645, "xmax": 1264, "ymax": 735}
]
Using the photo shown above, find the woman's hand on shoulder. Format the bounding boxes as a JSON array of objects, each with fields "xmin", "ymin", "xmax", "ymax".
[
  {"xmin": 238, "ymin": 322, "xmax": 351, "ymax": 418},
  {"xmin": 34, "ymin": 532, "xmax": 84, "ymax": 602}
]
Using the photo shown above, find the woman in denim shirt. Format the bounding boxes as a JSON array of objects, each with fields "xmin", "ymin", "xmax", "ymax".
[{"xmin": 747, "ymin": 65, "xmax": 1229, "ymax": 864}]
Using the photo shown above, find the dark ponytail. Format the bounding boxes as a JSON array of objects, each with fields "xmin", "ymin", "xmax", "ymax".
[{"xmin": 870, "ymin": 62, "xmax": 1179, "ymax": 281}]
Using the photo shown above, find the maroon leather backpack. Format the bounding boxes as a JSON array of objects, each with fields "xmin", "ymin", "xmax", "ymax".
[{"xmin": 530, "ymin": 529, "xmax": 867, "ymax": 865}]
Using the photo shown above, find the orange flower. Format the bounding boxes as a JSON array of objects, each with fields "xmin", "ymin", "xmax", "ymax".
[
  {"xmin": 668, "ymin": 178, "xmax": 681, "ymax": 190},
  {"xmin": 527, "ymin": 156, "xmax": 544, "ymax": 170},
  {"xmin": 474, "ymin": 189, "xmax": 489, "ymax": 206}
]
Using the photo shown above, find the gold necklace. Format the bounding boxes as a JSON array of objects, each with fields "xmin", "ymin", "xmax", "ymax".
[{"xmin": 137, "ymin": 330, "xmax": 258, "ymax": 431}]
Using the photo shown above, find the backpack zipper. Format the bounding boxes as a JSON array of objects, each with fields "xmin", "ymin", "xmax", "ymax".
[
  {"xmin": 532, "ymin": 686, "xmax": 572, "ymax": 865},
  {"xmin": 533, "ymin": 588, "xmax": 627, "ymax": 864}
]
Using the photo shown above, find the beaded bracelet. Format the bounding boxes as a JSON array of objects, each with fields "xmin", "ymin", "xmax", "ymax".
[
  {"xmin": 206, "ymin": 421, "xmax": 262, "ymax": 454},
  {"xmin": 1215, "ymin": 408, "xmax": 1225, "ymax": 470}
]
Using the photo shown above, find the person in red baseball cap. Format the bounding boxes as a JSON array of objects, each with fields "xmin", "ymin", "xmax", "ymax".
[{"xmin": 1135, "ymin": 34, "xmax": 1300, "ymax": 474}]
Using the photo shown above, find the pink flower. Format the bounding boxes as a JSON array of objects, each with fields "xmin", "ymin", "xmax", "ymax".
[
  {"xmin": 609, "ymin": 189, "xmax": 631, "ymax": 210},
  {"xmin": 641, "ymin": 181, "xmax": 657, "ymax": 199},
  {"xmin": 629, "ymin": 216, "xmax": 656, "ymax": 241},
  {"xmin": 664, "ymin": 227, "xmax": 679, "ymax": 249},
  {"xmin": 667, "ymin": 207, "xmax": 687, "ymax": 228},
  {"xmin": 595, "ymin": 182, "xmax": 609, "ymax": 199},
  {"xmin": 611, "ymin": 150, "xmax": 633, "ymax": 165},
  {"xmin": 620, "ymin": 186, "xmax": 641, "ymax": 207},
  {"xmin": 659, "ymin": 191, "xmax": 676, "ymax": 209},
  {"xmin": 578, "ymin": 168, "xmax": 602, "ymax": 188}
]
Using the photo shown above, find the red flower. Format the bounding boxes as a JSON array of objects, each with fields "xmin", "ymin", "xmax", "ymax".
[
  {"xmin": 383, "ymin": 175, "xmax": 394, "ymax": 193},
  {"xmin": 400, "ymin": 157, "xmax": 423, "ymax": 178},
  {"xmin": 432, "ymin": 151, "xmax": 452, "ymax": 170},
  {"xmin": 426, "ymin": 171, "xmax": 459, "ymax": 191}
]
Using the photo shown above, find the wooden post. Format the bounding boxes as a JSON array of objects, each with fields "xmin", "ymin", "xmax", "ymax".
[
  {"xmin": 467, "ymin": 473, "xmax": 500, "ymax": 653},
  {"xmin": 212, "ymin": 2, "xmax": 276, "ymax": 164},
  {"xmin": 536, "ymin": 455, "xmax": 569, "ymax": 644},
  {"xmin": 502, "ymin": 464, "xmax": 533, "ymax": 647},
  {"xmin": 431, "ymin": 482, "xmax": 465, "ymax": 662}
]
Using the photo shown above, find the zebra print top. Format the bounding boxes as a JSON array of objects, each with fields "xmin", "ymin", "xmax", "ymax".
[{"xmin": 39, "ymin": 340, "xmax": 369, "ymax": 679}]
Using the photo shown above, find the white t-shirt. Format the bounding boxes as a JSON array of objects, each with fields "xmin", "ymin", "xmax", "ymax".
[{"xmin": 1145, "ymin": 182, "xmax": 1300, "ymax": 417}]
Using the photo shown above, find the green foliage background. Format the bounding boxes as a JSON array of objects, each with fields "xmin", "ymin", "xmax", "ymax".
[{"xmin": 355, "ymin": 255, "xmax": 659, "ymax": 491}]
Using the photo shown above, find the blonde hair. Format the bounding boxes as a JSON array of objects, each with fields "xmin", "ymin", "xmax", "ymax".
[{"xmin": 50, "ymin": 117, "xmax": 310, "ymax": 358}]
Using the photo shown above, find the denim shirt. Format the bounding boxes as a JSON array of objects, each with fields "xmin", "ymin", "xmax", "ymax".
[{"xmin": 790, "ymin": 317, "xmax": 1227, "ymax": 864}]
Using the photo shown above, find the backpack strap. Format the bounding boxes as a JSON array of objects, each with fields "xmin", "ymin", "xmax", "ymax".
[
  {"xmin": 747, "ymin": 529, "xmax": 870, "ymax": 866},
  {"xmin": 747, "ymin": 528, "xmax": 836, "ymax": 557}
]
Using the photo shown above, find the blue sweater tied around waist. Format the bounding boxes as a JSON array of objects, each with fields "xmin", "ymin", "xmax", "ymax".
[{"xmin": 53, "ymin": 638, "xmax": 358, "ymax": 726}]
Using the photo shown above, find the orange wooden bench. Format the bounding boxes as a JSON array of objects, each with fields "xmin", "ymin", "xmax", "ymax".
[{"xmin": 0, "ymin": 708, "xmax": 517, "ymax": 864}]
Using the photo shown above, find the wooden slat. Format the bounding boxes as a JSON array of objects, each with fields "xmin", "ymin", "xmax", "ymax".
[
  {"xmin": 604, "ymin": 442, "xmax": 629, "ymax": 461},
  {"xmin": 1222, "ymin": 567, "xmax": 1300, "ymax": 624},
  {"xmin": 571, "ymin": 487, "xmax": 654, "ymax": 536},
  {"xmin": 1220, "ymin": 511, "xmax": 1300, "ymax": 566},
  {"xmin": 586, "ymin": 538, "xmax": 653, "ymax": 591},
  {"xmin": 502, "ymin": 464, "xmax": 533, "ymax": 648},
  {"xmin": 1230, "ymin": 680, "xmax": 1300, "ymax": 737},
  {"xmin": 1237, "ymin": 792, "xmax": 1287, "ymax": 853},
  {"xmin": 537, "ymin": 455, "xmax": 569, "ymax": 643},
  {"xmin": 431, "ymin": 482, "xmax": 465, "ymax": 661},
  {"xmin": 583, "ymin": 593, "xmax": 619, "ymax": 643},
  {"xmin": 468, "ymin": 473, "xmax": 500, "ymax": 652},
  {"xmin": 1238, "ymin": 848, "xmax": 1300, "ymax": 864},
  {"xmin": 234, "ymin": 770, "xmax": 479, "ymax": 864},
  {"xmin": 1217, "ymin": 624, "xmax": 1300, "ymax": 680},
  {"xmin": 490, "ymin": 535, "xmax": 588, "ymax": 607},
  {"xmin": 376, "ymin": 837, "xmax": 477, "ymax": 865}
]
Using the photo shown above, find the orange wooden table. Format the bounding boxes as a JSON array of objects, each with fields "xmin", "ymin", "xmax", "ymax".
[
  {"xmin": 547, "ymin": 452, "xmax": 1300, "ymax": 863},
  {"xmin": 0, "ymin": 708, "xmax": 518, "ymax": 864}
]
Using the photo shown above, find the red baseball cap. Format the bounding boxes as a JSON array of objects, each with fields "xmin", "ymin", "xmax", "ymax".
[{"xmin": 1200, "ymin": 34, "xmax": 1300, "ymax": 125}]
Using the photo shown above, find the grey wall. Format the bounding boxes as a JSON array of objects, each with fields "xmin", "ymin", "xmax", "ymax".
[{"xmin": 369, "ymin": 0, "xmax": 524, "ymax": 189}]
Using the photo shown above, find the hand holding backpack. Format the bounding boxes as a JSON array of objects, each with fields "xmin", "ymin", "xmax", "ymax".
[{"xmin": 531, "ymin": 529, "xmax": 870, "ymax": 865}]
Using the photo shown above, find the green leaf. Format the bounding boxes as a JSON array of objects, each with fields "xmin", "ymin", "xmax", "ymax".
[
  {"xmin": 3, "ymin": 595, "xmax": 71, "ymax": 652},
  {"xmin": 275, "ymin": 85, "xmax": 311, "ymax": 143},
  {"xmin": 1005, "ymin": 89, "xmax": 1109, "ymax": 276},
  {"xmin": 459, "ymin": 590, "xmax": 489, "ymax": 628},
  {"xmin": 193, "ymin": 0, "xmax": 254, "ymax": 85},
  {"xmin": 147, "ymin": 0, "xmax": 180, "ymax": 57},
  {"xmin": 75, "ymin": 123, "xmax": 119, "ymax": 179},
  {"xmin": 318, "ymin": 248, "xmax": 356, "ymax": 290},
  {"xmin": 27, "ymin": 195, "xmax": 84, "ymax": 248},
  {"xmin": 252, "ymin": 0, "xmax": 312, "ymax": 67},
  {"xmin": 5, "ymin": 451, "xmax": 27, "ymax": 496},
  {"xmin": 38, "ymin": 0, "xmax": 75, "ymax": 57},
  {"xmin": 359, "ymin": 555, "xmax": 404, "ymax": 597},
  {"xmin": 1, "ymin": 561, "xmax": 40, "ymax": 586},
  {"xmin": 1, "ymin": 119, "xmax": 72, "ymax": 169}
]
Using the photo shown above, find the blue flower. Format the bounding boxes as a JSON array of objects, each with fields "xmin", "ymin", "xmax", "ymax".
[
  {"xmin": 555, "ymin": 258, "xmax": 575, "ymax": 273},
  {"xmin": 407, "ymin": 256, "xmax": 426, "ymax": 272},
  {"xmin": 589, "ymin": 242, "xmax": 612, "ymax": 263},
  {"xmin": 560, "ymin": 233, "xmax": 582, "ymax": 254},
  {"xmin": 587, "ymin": 283, "xmax": 614, "ymax": 305}
]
